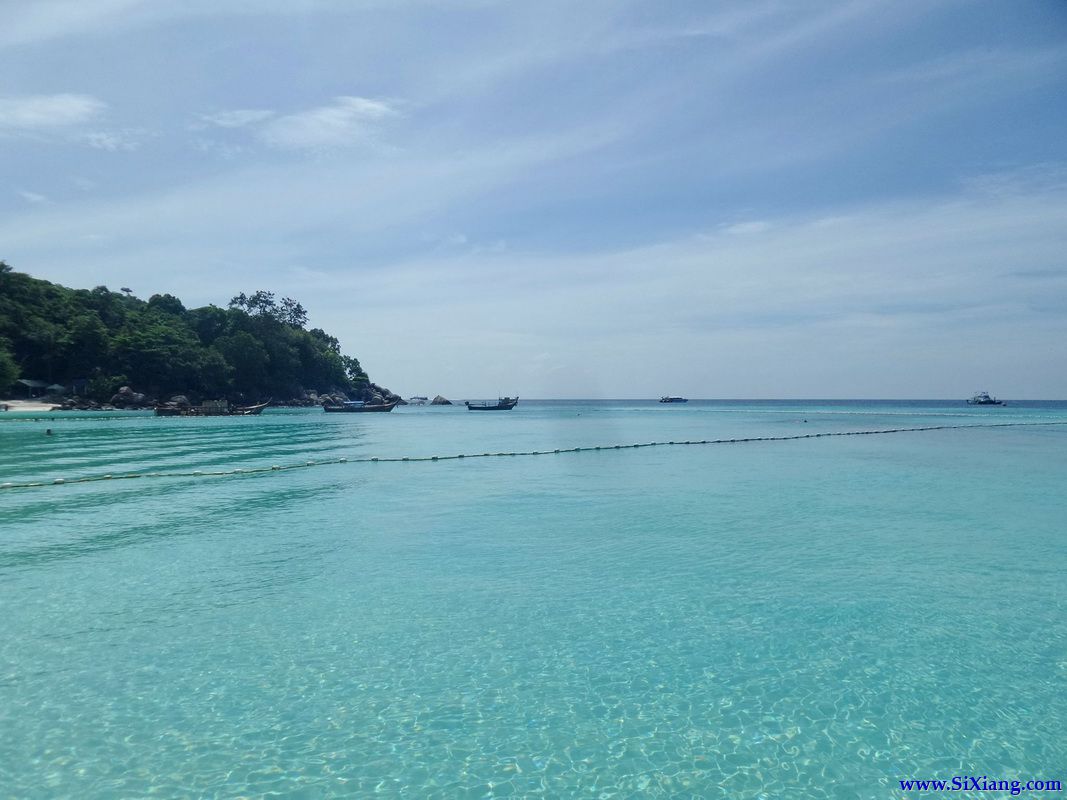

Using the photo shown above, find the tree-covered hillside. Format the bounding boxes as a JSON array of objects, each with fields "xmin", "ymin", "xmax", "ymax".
[{"xmin": 0, "ymin": 262, "xmax": 370, "ymax": 402}]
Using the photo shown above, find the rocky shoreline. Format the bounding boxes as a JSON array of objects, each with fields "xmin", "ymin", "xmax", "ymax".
[{"xmin": 30, "ymin": 382, "xmax": 421, "ymax": 412}]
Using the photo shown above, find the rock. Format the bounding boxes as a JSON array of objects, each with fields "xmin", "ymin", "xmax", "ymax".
[
  {"xmin": 109, "ymin": 386, "xmax": 151, "ymax": 408},
  {"xmin": 319, "ymin": 392, "xmax": 348, "ymax": 407},
  {"xmin": 361, "ymin": 382, "xmax": 401, "ymax": 404},
  {"xmin": 431, "ymin": 395, "xmax": 452, "ymax": 405}
]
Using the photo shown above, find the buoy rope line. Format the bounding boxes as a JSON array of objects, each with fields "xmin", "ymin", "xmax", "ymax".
[{"xmin": 2, "ymin": 420, "xmax": 1064, "ymax": 492}]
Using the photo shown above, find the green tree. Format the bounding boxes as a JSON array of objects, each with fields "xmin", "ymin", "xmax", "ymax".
[
  {"xmin": 60, "ymin": 314, "xmax": 109, "ymax": 376},
  {"xmin": 214, "ymin": 332, "xmax": 269, "ymax": 395},
  {"xmin": 278, "ymin": 297, "xmax": 308, "ymax": 328},
  {"xmin": 188, "ymin": 305, "xmax": 230, "ymax": 346},
  {"xmin": 148, "ymin": 293, "xmax": 186, "ymax": 316},
  {"xmin": 0, "ymin": 338, "xmax": 18, "ymax": 392},
  {"xmin": 0, "ymin": 264, "xmax": 373, "ymax": 401},
  {"xmin": 111, "ymin": 312, "xmax": 205, "ymax": 396}
]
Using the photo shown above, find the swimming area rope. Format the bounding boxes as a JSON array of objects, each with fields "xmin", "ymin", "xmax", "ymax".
[{"xmin": 2, "ymin": 420, "xmax": 1065, "ymax": 491}]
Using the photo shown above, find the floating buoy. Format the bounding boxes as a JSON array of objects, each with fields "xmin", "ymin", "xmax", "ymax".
[{"xmin": 1, "ymin": 420, "xmax": 1062, "ymax": 492}]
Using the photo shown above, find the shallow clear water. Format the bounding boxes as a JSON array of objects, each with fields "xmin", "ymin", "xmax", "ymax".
[{"xmin": 2, "ymin": 400, "xmax": 1066, "ymax": 798}]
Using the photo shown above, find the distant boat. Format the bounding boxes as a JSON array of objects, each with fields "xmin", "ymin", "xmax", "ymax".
[
  {"xmin": 323, "ymin": 399, "xmax": 399, "ymax": 413},
  {"xmin": 659, "ymin": 396, "xmax": 688, "ymax": 403},
  {"xmin": 408, "ymin": 396, "xmax": 428, "ymax": 405},
  {"xmin": 465, "ymin": 397, "xmax": 518, "ymax": 411},
  {"xmin": 966, "ymin": 391, "xmax": 1004, "ymax": 406},
  {"xmin": 155, "ymin": 399, "xmax": 270, "ymax": 417}
]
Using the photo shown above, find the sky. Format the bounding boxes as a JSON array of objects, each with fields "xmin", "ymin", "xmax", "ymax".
[{"xmin": 1, "ymin": 0, "xmax": 1066, "ymax": 399}]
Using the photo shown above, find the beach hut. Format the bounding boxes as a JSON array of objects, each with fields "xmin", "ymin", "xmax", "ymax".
[
  {"xmin": 17, "ymin": 379, "xmax": 48, "ymax": 398},
  {"xmin": 46, "ymin": 384, "xmax": 67, "ymax": 396}
]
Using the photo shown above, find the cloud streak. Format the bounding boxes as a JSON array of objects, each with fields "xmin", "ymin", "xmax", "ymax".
[
  {"xmin": 258, "ymin": 97, "xmax": 397, "ymax": 150},
  {"xmin": 198, "ymin": 109, "xmax": 276, "ymax": 129},
  {"xmin": 0, "ymin": 94, "xmax": 105, "ymax": 130}
]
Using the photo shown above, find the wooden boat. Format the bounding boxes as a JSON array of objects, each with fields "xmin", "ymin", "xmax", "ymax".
[
  {"xmin": 155, "ymin": 399, "xmax": 270, "ymax": 417},
  {"xmin": 233, "ymin": 401, "xmax": 270, "ymax": 416},
  {"xmin": 465, "ymin": 397, "xmax": 518, "ymax": 411},
  {"xmin": 323, "ymin": 399, "xmax": 399, "ymax": 413}
]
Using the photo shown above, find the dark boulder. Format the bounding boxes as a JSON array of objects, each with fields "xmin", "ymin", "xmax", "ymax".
[
  {"xmin": 431, "ymin": 395, "xmax": 452, "ymax": 405},
  {"xmin": 110, "ymin": 386, "xmax": 150, "ymax": 408},
  {"xmin": 361, "ymin": 382, "xmax": 401, "ymax": 405},
  {"xmin": 319, "ymin": 392, "xmax": 349, "ymax": 407}
]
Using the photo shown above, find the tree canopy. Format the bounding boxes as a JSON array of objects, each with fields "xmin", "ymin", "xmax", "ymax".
[{"xmin": 0, "ymin": 262, "xmax": 369, "ymax": 401}]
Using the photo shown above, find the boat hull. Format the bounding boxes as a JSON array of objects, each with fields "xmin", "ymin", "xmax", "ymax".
[
  {"xmin": 154, "ymin": 400, "xmax": 270, "ymax": 416},
  {"xmin": 323, "ymin": 400, "xmax": 398, "ymax": 413},
  {"xmin": 465, "ymin": 398, "xmax": 518, "ymax": 411}
]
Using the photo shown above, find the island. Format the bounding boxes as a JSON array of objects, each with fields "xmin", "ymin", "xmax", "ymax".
[{"xmin": 0, "ymin": 261, "xmax": 398, "ymax": 410}]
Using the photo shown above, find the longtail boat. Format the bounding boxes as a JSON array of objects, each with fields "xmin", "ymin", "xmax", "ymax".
[
  {"xmin": 155, "ymin": 399, "xmax": 271, "ymax": 417},
  {"xmin": 323, "ymin": 399, "xmax": 399, "ymax": 413},
  {"xmin": 465, "ymin": 397, "xmax": 518, "ymax": 411}
]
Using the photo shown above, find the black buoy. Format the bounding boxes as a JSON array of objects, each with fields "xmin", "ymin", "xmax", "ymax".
[{"xmin": 45, "ymin": 429, "xmax": 52, "ymax": 435}]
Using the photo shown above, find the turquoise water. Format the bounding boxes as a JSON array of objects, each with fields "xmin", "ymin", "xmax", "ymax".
[{"xmin": 2, "ymin": 400, "xmax": 1066, "ymax": 798}]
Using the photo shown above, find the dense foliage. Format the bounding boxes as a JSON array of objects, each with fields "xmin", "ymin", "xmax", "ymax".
[{"xmin": 0, "ymin": 262, "xmax": 368, "ymax": 401}]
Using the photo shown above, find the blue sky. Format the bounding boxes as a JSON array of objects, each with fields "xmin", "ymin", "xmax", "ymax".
[{"xmin": 2, "ymin": 0, "xmax": 1066, "ymax": 398}]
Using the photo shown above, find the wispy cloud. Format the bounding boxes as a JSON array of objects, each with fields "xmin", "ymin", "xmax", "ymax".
[
  {"xmin": 190, "ymin": 98, "xmax": 397, "ymax": 152},
  {"xmin": 17, "ymin": 190, "xmax": 49, "ymax": 205},
  {"xmin": 197, "ymin": 109, "xmax": 275, "ymax": 129},
  {"xmin": 3, "ymin": 161, "xmax": 1064, "ymax": 395},
  {"xmin": 719, "ymin": 221, "xmax": 772, "ymax": 236},
  {"xmin": 257, "ymin": 96, "xmax": 397, "ymax": 150},
  {"xmin": 0, "ymin": 0, "xmax": 145, "ymax": 48},
  {"xmin": 80, "ymin": 129, "xmax": 144, "ymax": 151},
  {"xmin": 0, "ymin": 93, "xmax": 105, "ymax": 130}
]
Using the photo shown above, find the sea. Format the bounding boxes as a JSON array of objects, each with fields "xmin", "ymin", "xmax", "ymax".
[{"xmin": 1, "ymin": 399, "xmax": 1065, "ymax": 798}]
